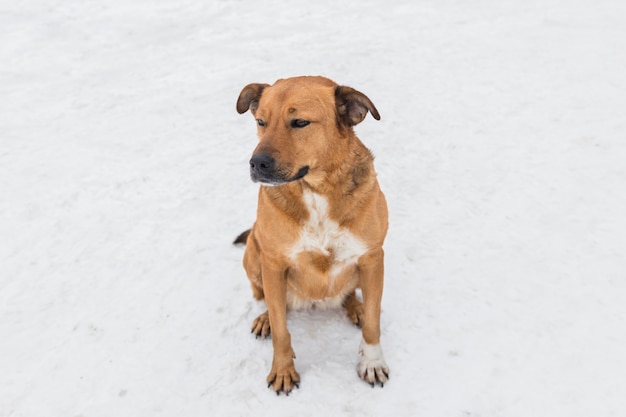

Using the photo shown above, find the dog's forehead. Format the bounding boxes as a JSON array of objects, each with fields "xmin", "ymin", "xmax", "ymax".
[
  {"xmin": 273, "ymin": 76, "xmax": 337, "ymax": 91},
  {"xmin": 259, "ymin": 78, "xmax": 336, "ymax": 116}
]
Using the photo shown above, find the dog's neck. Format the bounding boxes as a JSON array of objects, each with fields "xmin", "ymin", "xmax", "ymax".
[
  {"xmin": 260, "ymin": 135, "xmax": 377, "ymax": 225},
  {"xmin": 259, "ymin": 130, "xmax": 377, "ymax": 221},
  {"xmin": 303, "ymin": 135, "xmax": 375, "ymax": 195}
]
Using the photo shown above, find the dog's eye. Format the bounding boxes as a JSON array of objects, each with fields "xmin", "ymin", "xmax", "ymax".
[
  {"xmin": 291, "ymin": 119, "xmax": 310, "ymax": 128},
  {"xmin": 256, "ymin": 119, "xmax": 266, "ymax": 127}
]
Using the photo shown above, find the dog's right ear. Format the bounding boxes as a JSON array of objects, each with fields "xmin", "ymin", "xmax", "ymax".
[{"xmin": 236, "ymin": 83, "xmax": 269, "ymax": 114}]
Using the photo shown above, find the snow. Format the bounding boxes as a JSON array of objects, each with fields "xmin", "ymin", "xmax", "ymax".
[{"xmin": 1, "ymin": 0, "xmax": 626, "ymax": 416}]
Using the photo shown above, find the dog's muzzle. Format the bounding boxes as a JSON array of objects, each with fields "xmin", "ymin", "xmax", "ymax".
[{"xmin": 249, "ymin": 153, "xmax": 309, "ymax": 185}]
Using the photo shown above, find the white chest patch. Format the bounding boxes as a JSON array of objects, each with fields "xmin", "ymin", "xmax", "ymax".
[{"xmin": 289, "ymin": 191, "xmax": 368, "ymax": 275}]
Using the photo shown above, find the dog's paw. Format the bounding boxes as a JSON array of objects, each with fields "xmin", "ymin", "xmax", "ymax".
[
  {"xmin": 357, "ymin": 340, "xmax": 390, "ymax": 387},
  {"xmin": 343, "ymin": 293, "xmax": 365, "ymax": 328},
  {"xmin": 251, "ymin": 311, "xmax": 271, "ymax": 339},
  {"xmin": 267, "ymin": 362, "xmax": 300, "ymax": 396},
  {"xmin": 346, "ymin": 302, "xmax": 365, "ymax": 328}
]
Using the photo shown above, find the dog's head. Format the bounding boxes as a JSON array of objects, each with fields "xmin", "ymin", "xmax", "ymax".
[{"xmin": 236, "ymin": 76, "xmax": 380, "ymax": 186}]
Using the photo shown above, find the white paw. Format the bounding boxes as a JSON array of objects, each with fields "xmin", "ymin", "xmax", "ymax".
[{"xmin": 357, "ymin": 340, "xmax": 390, "ymax": 387}]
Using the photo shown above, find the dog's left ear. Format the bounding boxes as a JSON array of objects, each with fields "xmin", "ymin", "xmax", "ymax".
[
  {"xmin": 335, "ymin": 86, "xmax": 381, "ymax": 126},
  {"xmin": 236, "ymin": 83, "xmax": 269, "ymax": 115}
]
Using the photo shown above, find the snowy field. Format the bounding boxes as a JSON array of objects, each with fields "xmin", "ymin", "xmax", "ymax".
[{"xmin": 2, "ymin": 0, "xmax": 626, "ymax": 416}]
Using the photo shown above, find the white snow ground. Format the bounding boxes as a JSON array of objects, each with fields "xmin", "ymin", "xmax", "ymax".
[{"xmin": 2, "ymin": 0, "xmax": 626, "ymax": 416}]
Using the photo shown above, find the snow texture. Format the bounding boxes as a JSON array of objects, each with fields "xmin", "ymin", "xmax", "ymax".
[{"xmin": 2, "ymin": 0, "xmax": 626, "ymax": 416}]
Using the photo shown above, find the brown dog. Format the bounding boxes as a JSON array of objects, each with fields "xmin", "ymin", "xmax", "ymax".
[{"xmin": 235, "ymin": 76, "xmax": 389, "ymax": 394}]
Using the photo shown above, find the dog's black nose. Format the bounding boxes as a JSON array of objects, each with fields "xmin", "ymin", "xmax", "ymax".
[{"xmin": 250, "ymin": 153, "xmax": 275, "ymax": 174}]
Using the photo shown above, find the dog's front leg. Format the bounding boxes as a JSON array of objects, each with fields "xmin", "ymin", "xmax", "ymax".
[
  {"xmin": 357, "ymin": 248, "xmax": 390, "ymax": 387},
  {"xmin": 261, "ymin": 261, "xmax": 300, "ymax": 395}
]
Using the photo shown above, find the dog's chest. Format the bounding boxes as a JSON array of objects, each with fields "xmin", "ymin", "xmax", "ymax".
[{"xmin": 289, "ymin": 191, "xmax": 367, "ymax": 273}]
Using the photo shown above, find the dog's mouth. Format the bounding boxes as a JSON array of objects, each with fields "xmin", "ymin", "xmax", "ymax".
[
  {"xmin": 249, "ymin": 153, "xmax": 309, "ymax": 185},
  {"xmin": 290, "ymin": 165, "xmax": 310, "ymax": 181},
  {"xmin": 252, "ymin": 165, "xmax": 309, "ymax": 186}
]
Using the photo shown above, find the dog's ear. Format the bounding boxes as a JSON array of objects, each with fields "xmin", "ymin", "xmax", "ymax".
[
  {"xmin": 335, "ymin": 86, "xmax": 380, "ymax": 126},
  {"xmin": 236, "ymin": 83, "xmax": 269, "ymax": 114}
]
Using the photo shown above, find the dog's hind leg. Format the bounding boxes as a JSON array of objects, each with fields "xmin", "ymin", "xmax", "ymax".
[
  {"xmin": 343, "ymin": 291, "xmax": 365, "ymax": 328},
  {"xmin": 240, "ymin": 226, "xmax": 265, "ymax": 301}
]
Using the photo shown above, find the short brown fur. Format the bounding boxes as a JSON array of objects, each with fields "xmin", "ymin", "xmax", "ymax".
[{"xmin": 236, "ymin": 76, "xmax": 389, "ymax": 394}]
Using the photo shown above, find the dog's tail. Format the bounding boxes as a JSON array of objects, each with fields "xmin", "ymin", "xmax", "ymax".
[{"xmin": 233, "ymin": 229, "xmax": 251, "ymax": 245}]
